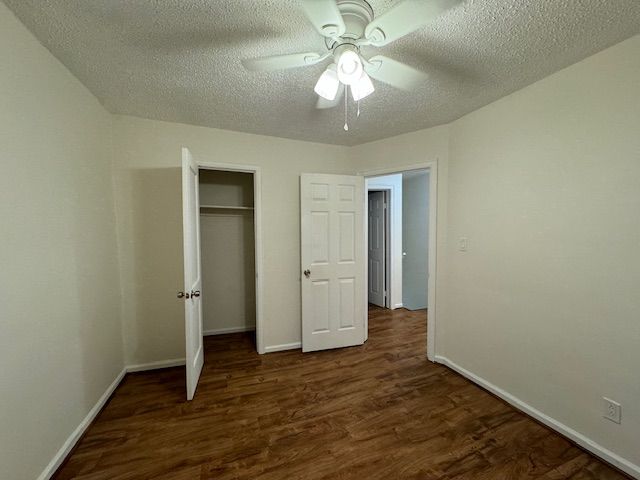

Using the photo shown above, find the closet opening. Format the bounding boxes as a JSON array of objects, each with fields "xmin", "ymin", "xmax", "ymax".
[{"xmin": 198, "ymin": 167, "xmax": 259, "ymax": 353}]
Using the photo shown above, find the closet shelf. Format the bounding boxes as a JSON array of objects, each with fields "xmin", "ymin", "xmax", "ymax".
[{"xmin": 200, "ymin": 204, "xmax": 254, "ymax": 211}]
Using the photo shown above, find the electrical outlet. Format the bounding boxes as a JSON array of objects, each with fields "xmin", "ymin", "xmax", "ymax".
[
  {"xmin": 458, "ymin": 237, "xmax": 469, "ymax": 252},
  {"xmin": 602, "ymin": 397, "xmax": 622, "ymax": 424}
]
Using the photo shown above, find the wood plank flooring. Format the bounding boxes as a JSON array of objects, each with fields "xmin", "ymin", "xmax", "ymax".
[{"xmin": 54, "ymin": 307, "xmax": 628, "ymax": 479}]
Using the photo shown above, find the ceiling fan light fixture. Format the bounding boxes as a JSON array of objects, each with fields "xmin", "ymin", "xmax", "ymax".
[
  {"xmin": 337, "ymin": 49, "xmax": 363, "ymax": 86},
  {"xmin": 351, "ymin": 72, "xmax": 375, "ymax": 101},
  {"xmin": 314, "ymin": 65, "xmax": 340, "ymax": 101}
]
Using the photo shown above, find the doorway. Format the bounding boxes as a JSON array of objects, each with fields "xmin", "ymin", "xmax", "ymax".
[
  {"xmin": 364, "ymin": 166, "xmax": 436, "ymax": 359},
  {"xmin": 181, "ymin": 148, "xmax": 264, "ymax": 400},
  {"xmin": 199, "ymin": 169, "xmax": 256, "ymax": 340},
  {"xmin": 367, "ymin": 190, "xmax": 389, "ymax": 308},
  {"xmin": 298, "ymin": 167, "xmax": 435, "ymax": 358}
]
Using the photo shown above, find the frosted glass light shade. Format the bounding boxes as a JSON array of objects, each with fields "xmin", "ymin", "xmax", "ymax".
[
  {"xmin": 314, "ymin": 66, "xmax": 340, "ymax": 101},
  {"xmin": 351, "ymin": 72, "xmax": 375, "ymax": 101},
  {"xmin": 337, "ymin": 50, "xmax": 363, "ymax": 86}
]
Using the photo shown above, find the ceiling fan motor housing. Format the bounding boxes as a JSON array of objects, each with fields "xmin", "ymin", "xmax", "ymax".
[{"xmin": 326, "ymin": 0, "xmax": 374, "ymax": 48}]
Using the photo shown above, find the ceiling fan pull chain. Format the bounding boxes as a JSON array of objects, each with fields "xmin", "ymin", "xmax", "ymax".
[{"xmin": 344, "ymin": 86, "xmax": 349, "ymax": 131}]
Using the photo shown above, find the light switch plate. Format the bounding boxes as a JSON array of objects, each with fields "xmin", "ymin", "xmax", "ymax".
[{"xmin": 458, "ymin": 237, "xmax": 469, "ymax": 252}]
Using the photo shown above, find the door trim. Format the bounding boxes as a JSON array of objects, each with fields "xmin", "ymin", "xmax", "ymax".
[
  {"xmin": 190, "ymin": 157, "xmax": 265, "ymax": 355},
  {"xmin": 359, "ymin": 162, "xmax": 438, "ymax": 362}
]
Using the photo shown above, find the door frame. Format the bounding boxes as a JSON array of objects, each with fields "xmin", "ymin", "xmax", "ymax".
[
  {"xmin": 191, "ymin": 157, "xmax": 265, "ymax": 355},
  {"xmin": 360, "ymin": 162, "xmax": 438, "ymax": 361},
  {"xmin": 366, "ymin": 188, "xmax": 392, "ymax": 309}
]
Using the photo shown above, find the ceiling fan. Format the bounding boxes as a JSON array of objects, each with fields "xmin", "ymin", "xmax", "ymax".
[{"xmin": 242, "ymin": 0, "xmax": 461, "ymax": 111}]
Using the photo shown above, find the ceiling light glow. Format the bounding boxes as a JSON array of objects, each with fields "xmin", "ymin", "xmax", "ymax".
[
  {"xmin": 337, "ymin": 50, "xmax": 363, "ymax": 86},
  {"xmin": 314, "ymin": 65, "xmax": 340, "ymax": 101},
  {"xmin": 351, "ymin": 72, "xmax": 375, "ymax": 101}
]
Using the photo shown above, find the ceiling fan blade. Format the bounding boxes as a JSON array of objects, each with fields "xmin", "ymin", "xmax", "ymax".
[
  {"xmin": 242, "ymin": 51, "xmax": 330, "ymax": 72},
  {"xmin": 364, "ymin": 0, "xmax": 461, "ymax": 46},
  {"xmin": 364, "ymin": 55, "xmax": 428, "ymax": 91},
  {"xmin": 316, "ymin": 84, "xmax": 345, "ymax": 109},
  {"xmin": 301, "ymin": 0, "xmax": 346, "ymax": 38}
]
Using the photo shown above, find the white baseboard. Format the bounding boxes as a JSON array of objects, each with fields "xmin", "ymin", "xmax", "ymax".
[
  {"xmin": 264, "ymin": 342, "xmax": 301, "ymax": 353},
  {"xmin": 38, "ymin": 357, "xmax": 187, "ymax": 479},
  {"xmin": 126, "ymin": 358, "xmax": 186, "ymax": 373},
  {"xmin": 37, "ymin": 367, "xmax": 127, "ymax": 480},
  {"xmin": 435, "ymin": 355, "xmax": 640, "ymax": 479},
  {"xmin": 393, "ymin": 303, "xmax": 403, "ymax": 309},
  {"xmin": 203, "ymin": 326, "xmax": 255, "ymax": 336}
]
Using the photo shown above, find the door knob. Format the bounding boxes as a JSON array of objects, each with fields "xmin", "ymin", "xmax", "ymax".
[
  {"xmin": 303, "ymin": 269, "xmax": 311, "ymax": 278},
  {"xmin": 191, "ymin": 290, "xmax": 201, "ymax": 298}
]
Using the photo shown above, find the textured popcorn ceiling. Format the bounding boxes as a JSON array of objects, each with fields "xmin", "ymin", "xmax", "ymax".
[{"xmin": 4, "ymin": 0, "xmax": 639, "ymax": 146}]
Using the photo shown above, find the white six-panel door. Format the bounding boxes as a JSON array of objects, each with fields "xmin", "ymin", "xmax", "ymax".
[
  {"xmin": 367, "ymin": 191, "xmax": 386, "ymax": 307},
  {"xmin": 182, "ymin": 148, "xmax": 204, "ymax": 400},
  {"xmin": 301, "ymin": 174, "xmax": 365, "ymax": 352}
]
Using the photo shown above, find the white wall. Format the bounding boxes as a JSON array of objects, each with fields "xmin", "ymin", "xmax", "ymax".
[
  {"xmin": 111, "ymin": 116, "xmax": 354, "ymax": 363},
  {"xmin": 355, "ymin": 36, "xmax": 640, "ymax": 474},
  {"xmin": 0, "ymin": 4, "xmax": 123, "ymax": 480},
  {"xmin": 366, "ymin": 174, "xmax": 403, "ymax": 309},
  {"xmin": 200, "ymin": 213, "xmax": 256, "ymax": 334},
  {"xmin": 402, "ymin": 171, "xmax": 429, "ymax": 310},
  {"xmin": 445, "ymin": 35, "xmax": 640, "ymax": 472}
]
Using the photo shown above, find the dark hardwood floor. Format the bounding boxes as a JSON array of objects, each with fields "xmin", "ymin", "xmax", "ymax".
[{"xmin": 54, "ymin": 307, "xmax": 628, "ymax": 479}]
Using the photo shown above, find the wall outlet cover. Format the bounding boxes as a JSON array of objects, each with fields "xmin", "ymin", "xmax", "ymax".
[{"xmin": 602, "ymin": 397, "xmax": 622, "ymax": 424}]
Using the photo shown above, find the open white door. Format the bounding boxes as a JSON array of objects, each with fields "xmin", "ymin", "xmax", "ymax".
[
  {"xmin": 367, "ymin": 191, "xmax": 386, "ymax": 307},
  {"xmin": 301, "ymin": 174, "xmax": 365, "ymax": 352},
  {"xmin": 182, "ymin": 147, "xmax": 204, "ymax": 400}
]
